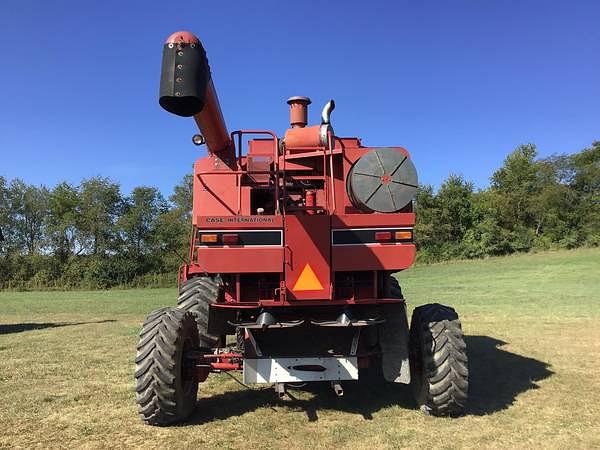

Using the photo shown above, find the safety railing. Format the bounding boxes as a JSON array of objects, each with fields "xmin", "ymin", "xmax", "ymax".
[
  {"xmin": 195, "ymin": 130, "xmax": 281, "ymax": 215},
  {"xmin": 195, "ymin": 130, "xmax": 337, "ymax": 215}
]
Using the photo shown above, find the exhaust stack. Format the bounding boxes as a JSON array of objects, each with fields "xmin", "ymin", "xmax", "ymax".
[
  {"xmin": 159, "ymin": 31, "xmax": 233, "ymax": 159},
  {"xmin": 287, "ymin": 96, "xmax": 311, "ymax": 128}
]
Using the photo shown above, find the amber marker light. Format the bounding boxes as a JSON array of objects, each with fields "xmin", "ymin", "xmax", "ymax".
[
  {"xmin": 200, "ymin": 234, "xmax": 218, "ymax": 243},
  {"xmin": 395, "ymin": 231, "xmax": 413, "ymax": 241}
]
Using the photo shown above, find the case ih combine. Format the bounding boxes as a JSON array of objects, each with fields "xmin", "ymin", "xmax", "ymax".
[{"xmin": 134, "ymin": 31, "xmax": 468, "ymax": 425}]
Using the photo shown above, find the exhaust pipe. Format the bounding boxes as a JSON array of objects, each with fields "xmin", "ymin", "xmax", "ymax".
[
  {"xmin": 159, "ymin": 31, "xmax": 233, "ymax": 159},
  {"xmin": 321, "ymin": 99, "xmax": 335, "ymax": 125},
  {"xmin": 283, "ymin": 98, "xmax": 335, "ymax": 149}
]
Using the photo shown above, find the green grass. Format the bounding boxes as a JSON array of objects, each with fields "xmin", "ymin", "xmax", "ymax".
[{"xmin": 1, "ymin": 248, "xmax": 599, "ymax": 449}]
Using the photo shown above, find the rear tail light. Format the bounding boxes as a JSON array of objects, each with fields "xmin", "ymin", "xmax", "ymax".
[
  {"xmin": 375, "ymin": 231, "xmax": 392, "ymax": 242},
  {"xmin": 200, "ymin": 234, "xmax": 218, "ymax": 243},
  {"xmin": 222, "ymin": 234, "xmax": 239, "ymax": 244}
]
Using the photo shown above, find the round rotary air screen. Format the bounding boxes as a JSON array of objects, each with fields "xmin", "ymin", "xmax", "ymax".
[{"xmin": 347, "ymin": 148, "xmax": 418, "ymax": 213}]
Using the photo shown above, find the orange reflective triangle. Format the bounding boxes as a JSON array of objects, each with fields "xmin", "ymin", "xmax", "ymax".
[{"xmin": 292, "ymin": 263, "xmax": 324, "ymax": 291}]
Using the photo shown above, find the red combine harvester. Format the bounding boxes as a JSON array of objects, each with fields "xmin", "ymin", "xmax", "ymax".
[{"xmin": 134, "ymin": 31, "xmax": 468, "ymax": 425}]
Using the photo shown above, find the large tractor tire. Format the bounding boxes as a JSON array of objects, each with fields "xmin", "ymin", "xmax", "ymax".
[
  {"xmin": 236, "ymin": 328, "xmax": 246, "ymax": 354},
  {"xmin": 135, "ymin": 307, "xmax": 199, "ymax": 426},
  {"xmin": 386, "ymin": 275, "xmax": 403, "ymax": 299},
  {"xmin": 378, "ymin": 275, "xmax": 410, "ymax": 383},
  {"xmin": 177, "ymin": 275, "xmax": 223, "ymax": 348},
  {"xmin": 409, "ymin": 303, "xmax": 468, "ymax": 416}
]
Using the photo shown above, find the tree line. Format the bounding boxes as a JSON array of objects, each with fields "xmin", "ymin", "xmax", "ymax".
[
  {"xmin": 0, "ymin": 141, "xmax": 598, "ymax": 289},
  {"xmin": 0, "ymin": 175, "xmax": 193, "ymax": 289},
  {"xmin": 415, "ymin": 141, "xmax": 599, "ymax": 261}
]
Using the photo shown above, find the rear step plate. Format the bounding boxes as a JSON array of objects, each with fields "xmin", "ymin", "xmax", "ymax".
[{"xmin": 243, "ymin": 357, "xmax": 358, "ymax": 383}]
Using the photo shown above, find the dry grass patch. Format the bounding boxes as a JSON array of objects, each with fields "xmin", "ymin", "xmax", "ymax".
[{"xmin": 1, "ymin": 248, "xmax": 599, "ymax": 448}]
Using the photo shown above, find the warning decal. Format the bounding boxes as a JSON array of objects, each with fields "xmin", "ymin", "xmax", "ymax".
[{"xmin": 292, "ymin": 264, "xmax": 324, "ymax": 291}]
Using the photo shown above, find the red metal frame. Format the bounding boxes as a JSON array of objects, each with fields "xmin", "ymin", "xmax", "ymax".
[
  {"xmin": 210, "ymin": 297, "xmax": 404, "ymax": 308},
  {"xmin": 161, "ymin": 30, "xmax": 420, "ymax": 387},
  {"xmin": 233, "ymin": 130, "xmax": 280, "ymax": 215},
  {"xmin": 182, "ymin": 128, "xmax": 417, "ymax": 298},
  {"xmin": 175, "ymin": 43, "xmax": 417, "ymax": 314},
  {"xmin": 193, "ymin": 353, "xmax": 243, "ymax": 381}
]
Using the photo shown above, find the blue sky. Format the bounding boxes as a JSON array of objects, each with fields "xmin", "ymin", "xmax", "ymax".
[{"xmin": 1, "ymin": 0, "xmax": 598, "ymax": 195}]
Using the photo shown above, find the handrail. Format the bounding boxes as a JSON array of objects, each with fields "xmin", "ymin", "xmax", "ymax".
[
  {"xmin": 197, "ymin": 130, "xmax": 335, "ymax": 216},
  {"xmin": 328, "ymin": 131, "xmax": 336, "ymax": 214},
  {"xmin": 230, "ymin": 130, "xmax": 281, "ymax": 215},
  {"xmin": 322, "ymin": 136, "xmax": 328, "ymax": 211}
]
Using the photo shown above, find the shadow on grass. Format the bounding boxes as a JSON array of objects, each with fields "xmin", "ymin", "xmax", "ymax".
[
  {"xmin": 186, "ymin": 371, "xmax": 414, "ymax": 425},
  {"xmin": 183, "ymin": 334, "xmax": 553, "ymax": 424},
  {"xmin": 466, "ymin": 335, "xmax": 553, "ymax": 415},
  {"xmin": 0, "ymin": 320, "xmax": 116, "ymax": 335}
]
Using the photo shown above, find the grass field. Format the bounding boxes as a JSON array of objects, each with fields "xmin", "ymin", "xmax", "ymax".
[{"xmin": 1, "ymin": 248, "xmax": 599, "ymax": 449}]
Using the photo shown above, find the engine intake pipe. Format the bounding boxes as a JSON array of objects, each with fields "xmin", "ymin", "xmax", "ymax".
[{"xmin": 159, "ymin": 31, "xmax": 233, "ymax": 159}]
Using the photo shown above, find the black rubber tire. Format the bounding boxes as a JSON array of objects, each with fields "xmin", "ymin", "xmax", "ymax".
[
  {"xmin": 236, "ymin": 327, "xmax": 245, "ymax": 354},
  {"xmin": 409, "ymin": 303, "xmax": 468, "ymax": 417},
  {"xmin": 387, "ymin": 275, "xmax": 403, "ymax": 299},
  {"xmin": 135, "ymin": 307, "xmax": 199, "ymax": 426},
  {"xmin": 177, "ymin": 276, "xmax": 223, "ymax": 348},
  {"xmin": 364, "ymin": 275, "xmax": 405, "ymax": 381}
]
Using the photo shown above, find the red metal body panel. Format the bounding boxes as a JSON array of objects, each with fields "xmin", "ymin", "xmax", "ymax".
[
  {"xmin": 284, "ymin": 215, "xmax": 331, "ymax": 301},
  {"xmin": 192, "ymin": 158, "xmax": 251, "ymax": 219},
  {"xmin": 331, "ymin": 213, "xmax": 416, "ymax": 228},
  {"xmin": 194, "ymin": 247, "xmax": 283, "ymax": 273},
  {"xmin": 173, "ymin": 67, "xmax": 417, "ymax": 309},
  {"xmin": 248, "ymin": 138, "xmax": 277, "ymax": 155},
  {"xmin": 196, "ymin": 215, "xmax": 283, "ymax": 229},
  {"xmin": 211, "ymin": 298, "xmax": 404, "ymax": 308},
  {"xmin": 332, "ymin": 243, "xmax": 416, "ymax": 271}
]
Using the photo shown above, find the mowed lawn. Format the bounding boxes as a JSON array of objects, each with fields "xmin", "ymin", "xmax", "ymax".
[{"xmin": 1, "ymin": 248, "xmax": 599, "ymax": 449}]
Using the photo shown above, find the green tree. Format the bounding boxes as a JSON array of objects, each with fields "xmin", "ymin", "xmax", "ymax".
[
  {"xmin": 77, "ymin": 177, "xmax": 122, "ymax": 255},
  {"xmin": 155, "ymin": 175, "xmax": 194, "ymax": 270},
  {"xmin": 0, "ymin": 176, "xmax": 8, "ymax": 254},
  {"xmin": 46, "ymin": 182, "xmax": 79, "ymax": 261},
  {"xmin": 463, "ymin": 190, "xmax": 513, "ymax": 257},
  {"xmin": 569, "ymin": 141, "xmax": 600, "ymax": 244},
  {"xmin": 491, "ymin": 143, "xmax": 539, "ymax": 231},
  {"xmin": 436, "ymin": 174, "xmax": 474, "ymax": 241},
  {"xmin": 413, "ymin": 184, "xmax": 438, "ymax": 257},
  {"xmin": 170, "ymin": 174, "xmax": 193, "ymax": 219},
  {"xmin": 118, "ymin": 186, "xmax": 166, "ymax": 259},
  {"xmin": 414, "ymin": 175, "xmax": 475, "ymax": 260},
  {"xmin": 526, "ymin": 158, "xmax": 571, "ymax": 245},
  {"xmin": 7, "ymin": 179, "xmax": 49, "ymax": 255}
]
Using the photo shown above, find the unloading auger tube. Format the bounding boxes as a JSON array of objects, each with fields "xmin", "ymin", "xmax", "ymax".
[{"xmin": 159, "ymin": 31, "xmax": 234, "ymax": 161}]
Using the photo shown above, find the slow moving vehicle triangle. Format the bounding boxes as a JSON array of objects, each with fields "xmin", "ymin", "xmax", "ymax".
[{"xmin": 292, "ymin": 263, "xmax": 324, "ymax": 291}]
